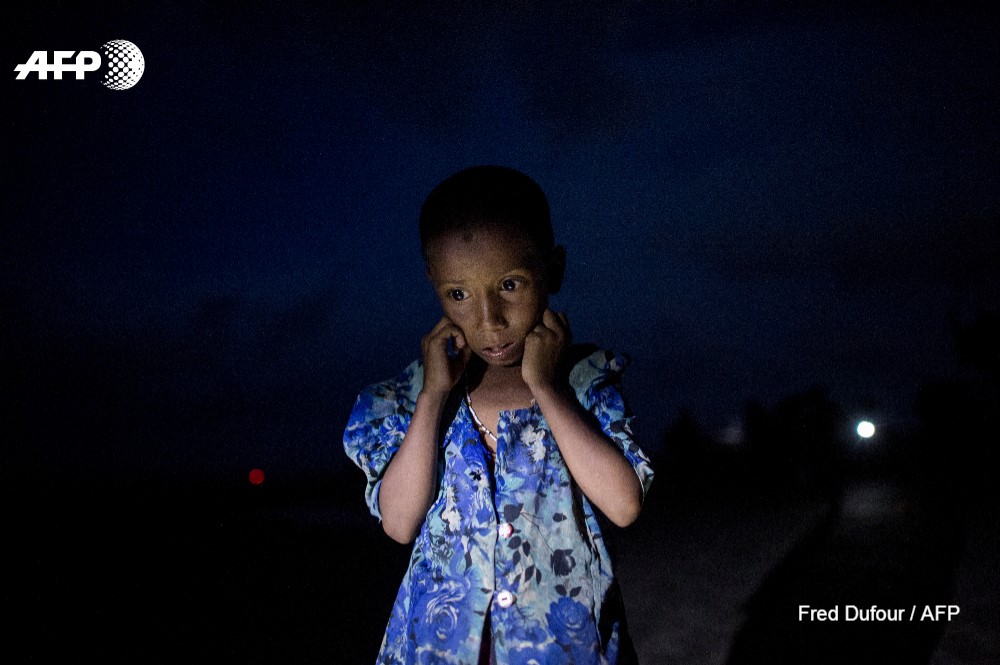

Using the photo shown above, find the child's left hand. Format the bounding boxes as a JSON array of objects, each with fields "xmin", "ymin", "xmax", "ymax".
[{"xmin": 522, "ymin": 308, "xmax": 571, "ymax": 393}]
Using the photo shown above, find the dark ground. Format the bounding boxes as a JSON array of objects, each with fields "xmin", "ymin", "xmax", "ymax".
[{"xmin": 5, "ymin": 465, "xmax": 997, "ymax": 664}]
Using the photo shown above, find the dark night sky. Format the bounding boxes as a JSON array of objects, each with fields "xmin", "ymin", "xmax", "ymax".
[{"xmin": 4, "ymin": 2, "xmax": 998, "ymax": 487}]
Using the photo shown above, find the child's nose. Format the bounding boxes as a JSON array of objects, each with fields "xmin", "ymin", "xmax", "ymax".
[{"xmin": 479, "ymin": 294, "xmax": 507, "ymax": 330}]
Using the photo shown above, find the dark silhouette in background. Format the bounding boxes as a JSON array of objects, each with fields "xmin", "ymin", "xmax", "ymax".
[{"xmin": 721, "ymin": 308, "xmax": 999, "ymax": 664}]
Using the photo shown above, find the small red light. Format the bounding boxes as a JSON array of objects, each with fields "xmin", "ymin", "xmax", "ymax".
[{"xmin": 248, "ymin": 468, "xmax": 265, "ymax": 485}]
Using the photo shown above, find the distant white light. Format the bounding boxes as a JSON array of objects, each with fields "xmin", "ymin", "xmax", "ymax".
[
  {"xmin": 719, "ymin": 421, "xmax": 744, "ymax": 446},
  {"xmin": 856, "ymin": 420, "xmax": 876, "ymax": 438}
]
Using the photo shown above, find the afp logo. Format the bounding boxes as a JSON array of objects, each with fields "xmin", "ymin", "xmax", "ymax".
[{"xmin": 14, "ymin": 40, "xmax": 144, "ymax": 90}]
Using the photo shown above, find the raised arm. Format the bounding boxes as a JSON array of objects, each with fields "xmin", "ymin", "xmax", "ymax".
[
  {"xmin": 523, "ymin": 310, "xmax": 644, "ymax": 527},
  {"xmin": 378, "ymin": 317, "xmax": 471, "ymax": 543}
]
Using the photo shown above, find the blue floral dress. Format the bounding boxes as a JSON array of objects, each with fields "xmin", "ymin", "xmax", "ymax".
[{"xmin": 343, "ymin": 347, "xmax": 654, "ymax": 664}]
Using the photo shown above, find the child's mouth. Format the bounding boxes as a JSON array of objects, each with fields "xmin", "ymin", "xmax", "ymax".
[{"xmin": 481, "ymin": 342, "xmax": 515, "ymax": 361}]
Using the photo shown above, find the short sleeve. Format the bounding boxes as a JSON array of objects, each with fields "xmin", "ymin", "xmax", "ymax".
[
  {"xmin": 342, "ymin": 361, "xmax": 423, "ymax": 520},
  {"xmin": 570, "ymin": 349, "xmax": 654, "ymax": 499}
]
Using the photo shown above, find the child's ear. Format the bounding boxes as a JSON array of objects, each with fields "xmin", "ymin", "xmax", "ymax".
[{"xmin": 545, "ymin": 245, "xmax": 566, "ymax": 295}]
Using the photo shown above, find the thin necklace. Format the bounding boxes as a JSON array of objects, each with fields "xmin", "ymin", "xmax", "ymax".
[
  {"xmin": 464, "ymin": 385, "xmax": 536, "ymax": 447},
  {"xmin": 465, "ymin": 385, "xmax": 498, "ymax": 445}
]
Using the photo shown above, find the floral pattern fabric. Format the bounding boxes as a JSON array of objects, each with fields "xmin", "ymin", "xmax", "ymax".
[{"xmin": 343, "ymin": 347, "xmax": 654, "ymax": 664}]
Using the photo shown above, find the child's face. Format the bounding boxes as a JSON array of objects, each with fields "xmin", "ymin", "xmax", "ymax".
[{"xmin": 425, "ymin": 224, "xmax": 554, "ymax": 367}]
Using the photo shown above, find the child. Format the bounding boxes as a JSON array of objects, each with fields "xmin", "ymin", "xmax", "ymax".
[{"xmin": 343, "ymin": 166, "xmax": 654, "ymax": 664}]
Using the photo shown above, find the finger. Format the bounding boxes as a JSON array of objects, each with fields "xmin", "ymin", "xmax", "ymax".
[
  {"xmin": 540, "ymin": 307, "xmax": 561, "ymax": 332},
  {"xmin": 445, "ymin": 328, "xmax": 471, "ymax": 359},
  {"xmin": 423, "ymin": 319, "xmax": 450, "ymax": 347},
  {"xmin": 545, "ymin": 307, "xmax": 570, "ymax": 331},
  {"xmin": 450, "ymin": 338, "xmax": 472, "ymax": 370},
  {"xmin": 429, "ymin": 321, "xmax": 461, "ymax": 342},
  {"xmin": 541, "ymin": 309, "xmax": 568, "ymax": 339},
  {"xmin": 424, "ymin": 322, "xmax": 462, "ymax": 357},
  {"xmin": 428, "ymin": 316, "xmax": 454, "ymax": 336}
]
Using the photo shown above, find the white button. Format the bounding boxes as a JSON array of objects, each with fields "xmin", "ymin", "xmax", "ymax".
[
  {"xmin": 498, "ymin": 522, "xmax": 514, "ymax": 538},
  {"xmin": 496, "ymin": 590, "xmax": 515, "ymax": 608}
]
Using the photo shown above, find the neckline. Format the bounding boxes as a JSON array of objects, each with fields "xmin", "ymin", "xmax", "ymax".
[
  {"xmin": 464, "ymin": 385, "xmax": 536, "ymax": 445},
  {"xmin": 465, "ymin": 385, "xmax": 498, "ymax": 444}
]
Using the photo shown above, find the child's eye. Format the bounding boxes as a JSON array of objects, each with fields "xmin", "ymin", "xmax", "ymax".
[
  {"xmin": 448, "ymin": 290, "xmax": 466, "ymax": 302},
  {"xmin": 500, "ymin": 279, "xmax": 518, "ymax": 291}
]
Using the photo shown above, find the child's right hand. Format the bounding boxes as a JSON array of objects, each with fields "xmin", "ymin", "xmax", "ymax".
[{"xmin": 420, "ymin": 316, "xmax": 471, "ymax": 398}]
